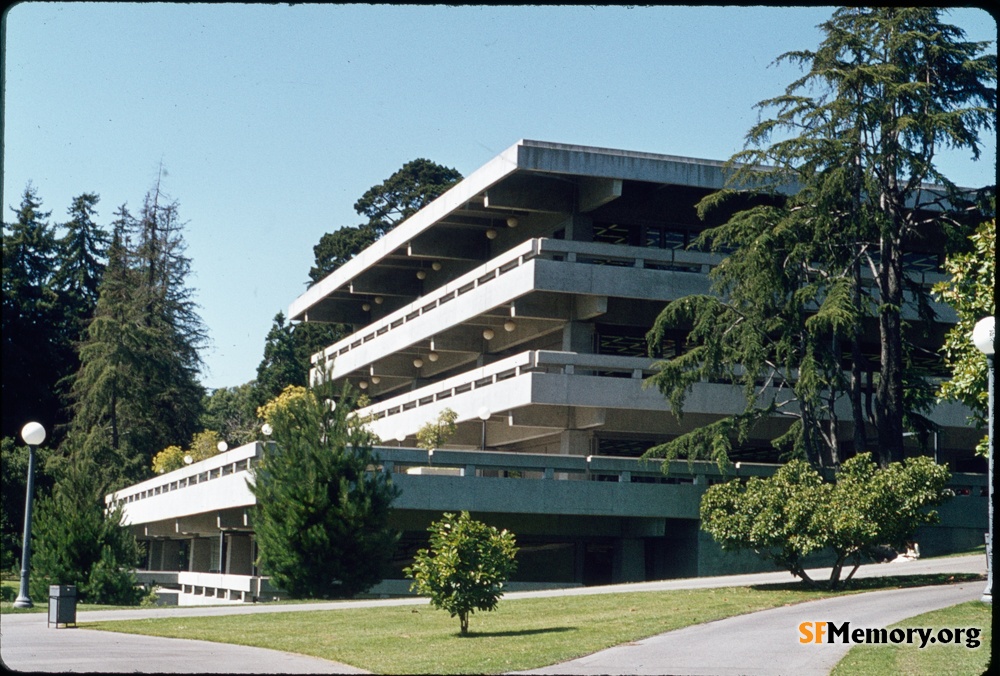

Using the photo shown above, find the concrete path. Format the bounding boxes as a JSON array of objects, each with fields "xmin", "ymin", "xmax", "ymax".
[
  {"xmin": 514, "ymin": 580, "xmax": 985, "ymax": 675},
  {"xmin": 0, "ymin": 554, "xmax": 986, "ymax": 674}
]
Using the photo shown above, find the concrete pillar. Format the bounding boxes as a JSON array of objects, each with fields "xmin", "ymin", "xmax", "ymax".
[
  {"xmin": 161, "ymin": 540, "xmax": 182, "ymax": 571},
  {"xmin": 613, "ymin": 538, "xmax": 646, "ymax": 583},
  {"xmin": 148, "ymin": 541, "xmax": 163, "ymax": 571},
  {"xmin": 560, "ymin": 430, "xmax": 591, "ymax": 456},
  {"xmin": 227, "ymin": 534, "xmax": 254, "ymax": 576},
  {"xmin": 562, "ymin": 322, "xmax": 595, "ymax": 354},
  {"xmin": 191, "ymin": 537, "xmax": 213, "ymax": 573},
  {"xmin": 565, "ymin": 213, "xmax": 593, "ymax": 242}
]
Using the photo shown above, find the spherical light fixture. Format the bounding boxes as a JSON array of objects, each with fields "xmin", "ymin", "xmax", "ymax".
[
  {"xmin": 506, "ymin": 217, "xmax": 519, "ymax": 228},
  {"xmin": 362, "ymin": 302, "xmax": 371, "ymax": 312},
  {"xmin": 503, "ymin": 320, "xmax": 517, "ymax": 332},
  {"xmin": 413, "ymin": 357, "xmax": 424, "ymax": 368},
  {"xmin": 370, "ymin": 375, "xmax": 381, "ymax": 385},
  {"xmin": 261, "ymin": 423, "xmax": 273, "ymax": 437},
  {"xmin": 428, "ymin": 351, "xmax": 439, "ymax": 362},
  {"xmin": 395, "ymin": 430, "xmax": 407, "ymax": 443},
  {"xmin": 20, "ymin": 422, "xmax": 46, "ymax": 446},
  {"xmin": 416, "ymin": 270, "xmax": 427, "ymax": 280},
  {"xmin": 184, "ymin": 454, "xmax": 193, "ymax": 465},
  {"xmin": 478, "ymin": 407, "xmax": 491, "ymax": 421},
  {"xmin": 482, "ymin": 328, "xmax": 495, "ymax": 340},
  {"xmin": 432, "ymin": 261, "xmax": 442, "ymax": 271},
  {"xmin": 217, "ymin": 441, "xmax": 229, "ymax": 453},
  {"xmin": 485, "ymin": 228, "xmax": 498, "ymax": 240},
  {"xmin": 359, "ymin": 381, "xmax": 369, "ymax": 389},
  {"xmin": 973, "ymin": 316, "xmax": 995, "ymax": 356},
  {"xmin": 374, "ymin": 296, "xmax": 384, "ymax": 305}
]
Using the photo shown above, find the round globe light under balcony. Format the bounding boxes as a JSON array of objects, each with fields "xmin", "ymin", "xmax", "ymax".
[
  {"xmin": 485, "ymin": 228, "xmax": 498, "ymax": 240},
  {"xmin": 413, "ymin": 357, "xmax": 424, "ymax": 368},
  {"xmin": 503, "ymin": 320, "xmax": 517, "ymax": 332},
  {"xmin": 428, "ymin": 352, "xmax": 439, "ymax": 362},
  {"xmin": 506, "ymin": 217, "xmax": 518, "ymax": 228},
  {"xmin": 482, "ymin": 328, "xmax": 495, "ymax": 340}
]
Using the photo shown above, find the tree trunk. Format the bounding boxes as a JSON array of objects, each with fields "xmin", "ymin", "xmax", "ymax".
[
  {"xmin": 459, "ymin": 611, "xmax": 469, "ymax": 635},
  {"xmin": 875, "ymin": 233, "xmax": 906, "ymax": 466}
]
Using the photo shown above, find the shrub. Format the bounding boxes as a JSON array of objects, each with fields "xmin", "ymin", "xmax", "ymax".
[{"xmin": 405, "ymin": 511, "xmax": 518, "ymax": 635}]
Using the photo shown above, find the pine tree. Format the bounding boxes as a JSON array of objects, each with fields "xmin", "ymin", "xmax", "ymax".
[
  {"xmin": 2, "ymin": 185, "xmax": 63, "ymax": 441},
  {"xmin": 250, "ymin": 383, "xmax": 399, "ymax": 598},
  {"xmin": 68, "ymin": 181, "xmax": 207, "ymax": 488},
  {"xmin": 29, "ymin": 449, "xmax": 142, "ymax": 605}
]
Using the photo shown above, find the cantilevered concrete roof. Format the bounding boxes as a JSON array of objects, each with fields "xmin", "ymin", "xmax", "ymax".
[{"xmin": 288, "ymin": 140, "xmax": 749, "ymax": 324}]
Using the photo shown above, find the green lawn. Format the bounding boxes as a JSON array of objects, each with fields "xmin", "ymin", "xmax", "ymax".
[
  {"xmin": 88, "ymin": 574, "xmax": 981, "ymax": 675},
  {"xmin": 831, "ymin": 600, "xmax": 991, "ymax": 676}
]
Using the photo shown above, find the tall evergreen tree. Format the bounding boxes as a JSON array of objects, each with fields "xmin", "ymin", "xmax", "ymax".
[
  {"xmin": 250, "ymin": 383, "xmax": 399, "ymax": 598},
  {"xmin": 29, "ymin": 449, "xmax": 142, "ymax": 605},
  {"xmin": 2, "ymin": 185, "xmax": 62, "ymax": 440},
  {"xmin": 647, "ymin": 7, "xmax": 995, "ymax": 467},
  {"xmin": 69, "ymin": 181, "xmax": 206, "ymax": 488}
]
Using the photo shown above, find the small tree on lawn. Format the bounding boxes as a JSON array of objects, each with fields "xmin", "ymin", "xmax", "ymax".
[
  {"xmin": 405, "ymin": 511, "xmax": 518, "ymax": 635},
  {"xmin": 250, "ymin": 382, "xmax": 399, "ymax": 599},
  {"xmin": 700, "ymin": 453, "xmax": 950, "ymax": 588}
]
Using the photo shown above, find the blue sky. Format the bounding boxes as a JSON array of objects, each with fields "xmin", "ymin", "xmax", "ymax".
[{"xmin": 3, "ymin": 3, "xmax": 996, "ymax": 390}]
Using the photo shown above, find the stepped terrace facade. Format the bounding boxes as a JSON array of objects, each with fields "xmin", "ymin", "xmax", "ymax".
[{"xmin": 110, "ymin": 140, "xmax": 985, "ymax": 605}]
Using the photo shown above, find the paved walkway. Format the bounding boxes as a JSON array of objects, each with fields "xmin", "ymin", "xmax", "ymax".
[{"xmin": 0, "ymin": 554, "xmax": 986, "ymax": 674}]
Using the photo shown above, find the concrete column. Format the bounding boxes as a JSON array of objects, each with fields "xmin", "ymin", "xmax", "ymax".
[
  {"xmin": 559, "ymin": 430, "xmax": 591, "ymax": 456},
  {"xmin": 161, "ymin": 540, "xmax": 182, "ymax": 571},
  {"xmin": 148, "ymin": 541, "xmax": 163, "ymax": 571},
  {"xmin": 227, "ymin": 534, "xmax": 254, "ymax": 576},
  {"xmin": 562, "ymin": 322, "xmax": 595, "ymax": 354},
  {"xmin": 613, "ymin": 538, "xmax": 646, "ymax": 583},
  {"xmin": 191, "ymin": 537, "xmax": 213, "ymax": 573},
  {"xmin": 565, "ymin": 213, "xmax": 593, "ymax": 242}
]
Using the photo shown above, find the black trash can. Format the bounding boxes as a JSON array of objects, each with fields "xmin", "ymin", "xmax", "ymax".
[{"xmin": 48, "ymin": 585, "xmax": 77, "ymax": 628}]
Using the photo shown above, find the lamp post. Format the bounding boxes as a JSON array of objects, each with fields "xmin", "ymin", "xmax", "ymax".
[
  {"xmin": 478, "ymin": 408, "xmax": 491, "ymax": 450},
  {"xmin": 13, "ymin": 422, "xmax": 45, "ymax": 608},
  {"xmin": 972, "ymin": 316, "xmax": 994, "ymax": 604}
]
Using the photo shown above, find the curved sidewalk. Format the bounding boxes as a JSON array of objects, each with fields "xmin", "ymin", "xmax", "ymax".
[
  {"xmin": 0, "ymin": 554, "xmax": 986, "ymax": 674},
  {"xmin": 514, "ymin": 580, "xmax": 985, "ymax": 675}
]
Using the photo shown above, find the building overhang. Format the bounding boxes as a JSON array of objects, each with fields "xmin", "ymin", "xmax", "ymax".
[{"xmin": 288, "ymin": 139, "xmax": 773, "ymax": 325}]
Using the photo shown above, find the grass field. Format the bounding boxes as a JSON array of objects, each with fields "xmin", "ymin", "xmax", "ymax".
[
  {"xmin": 831, "ymin": 600, "xmax": 991, "ymax": 676},
  {"xmin": 88, "ymin": 573, "xmax": 983, "ymax": 675}
]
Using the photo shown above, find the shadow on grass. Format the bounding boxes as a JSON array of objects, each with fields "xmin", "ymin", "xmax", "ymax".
[
  {"xmin": 460, "ymin": 626, "xmax": 577, "ymax": 638},
  {"xmin": 750, "ymin": 572, "xmax": 984, "ymax": 593}
]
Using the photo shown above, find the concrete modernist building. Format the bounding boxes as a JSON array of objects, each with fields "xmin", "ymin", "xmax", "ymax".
[{"xmin": 110, "ymin": 140, "xmax": 986, "ymax": 604}]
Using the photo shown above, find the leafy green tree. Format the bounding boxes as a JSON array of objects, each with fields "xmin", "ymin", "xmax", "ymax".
[
  {"xmin": 405, "ymin": 511, "xmax": 518, "ymax": 635},
  {"xmin": 700, "ymin": 453, "xmax": 950, "ymax": 587},
  {"xmin": 29, "ymin": 450, "xmax": 142, "ymax": 605},
  {"xmin": 310, "ymin": 159, "xmax": 461, "ymax": 282},
  {"xmin": 933, "ymin": 217, "xmax": 995, "ymax": 456},
  {"xmin": 821, "ymin": 453, "xmax": 950, "ymax": 586},
  {"xmin": 201, "ymin": 382, "xmax": 259, "ymax": 447},
  {"xmin": 415, "ymin": 408, "xmax": 459, "ymax": 450},
  {"xmin": 647, "ymin": 7, "xmax": 996, "ymax": 467},
  {"xmin": 249, "ymin": 383, "xmax": 399, "ymax": 599},
  {"xmin": 255, "ymin": 312, "xmax": 347, "ymax": 408},
  {"xmin": 151, "ymin": 429, "xmax": 223, "ymax": 474},
  {"xmin": 699, "ymin": 461, "xmax": 829, "ymax": 582},
  {"xmin": 2, "ymin": 185, "xmax": 63, "ymax": 441},
  {"xmin": 354, "ymin": 158, "xmax": 463, "ymax": 236}
]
